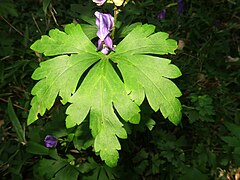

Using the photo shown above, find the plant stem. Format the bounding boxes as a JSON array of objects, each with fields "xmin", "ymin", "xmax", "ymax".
[{"xmin": 111, "ymin": 5, "xmax": 120, "ymax": 40}]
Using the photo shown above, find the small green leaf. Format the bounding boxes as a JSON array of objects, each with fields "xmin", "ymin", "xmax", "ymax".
[
  {"xmin": 34, "ymin": 159, "xmax": 68, "ymax": 179},
  {"xmin": 221, "ymin": 136, "xmax": 240, "ymax": 147},
  {"xmin": 180, "ymin": 167, "xmax": 208, "ymax": 180},
  {"xmin": 7, "ymin": 99, "xmax": 26, "ymax": 144},
  {"xmin": 224, "ymin": 122, "xmax": 240, "ymax": 139},
  {"xmin": 52, "ymin": 165, "xmax": 79, "ymax": 180},
  {"xmin": 26, "ymin": 141, "xmax": 49, "ymax": 155},
  {"xmin": 42, "ymin": 0, "xmax": 51, "ymax": 14},
  {"xmin": 145, "ymin": 119, "xmax": 156, "ymax": 131}
]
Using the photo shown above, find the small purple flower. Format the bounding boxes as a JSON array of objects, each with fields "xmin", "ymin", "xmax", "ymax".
[
  {"xmin": 158, "ymin": 9, "xmax": 167, "ymax": 20},
  {"xmin": 177, "ymin": 0, "xmax": 184, "ymax": 14},
  {"xmin": 95, "ymin": 11, "xmax": 115, "ymax": 54},
  {"xmin": 93, "ymin": 0, "xmax": 106, "ymax": 6},
  {"xmin": 44, "ymin": 135, "xmax": 58, "ymax": 148}
]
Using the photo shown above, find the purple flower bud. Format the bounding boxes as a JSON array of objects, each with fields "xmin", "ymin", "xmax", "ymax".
[
  {"xmin": 44, "ymin": 135, "xmax": 58, "ymax": 148},
  {"xmin": 158, "ymin": 9, "xmax": 167, "ymax": 20},
  {"xmin": 93, "ymin": 0, "xmax": 107, "ymax": 6},
  {"xmin": 177, "ymin": 0, "xmax": 184, "ymax": 14},
  {"xmin": 97, "ymin": 36, "xmax": 115, "ymax": 54}
]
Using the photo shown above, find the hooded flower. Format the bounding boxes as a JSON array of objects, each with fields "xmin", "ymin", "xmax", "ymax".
[
  {"xmin": 44, "ymin": 135, "xmax": 58, "ymax": 148},
  {"xmin": 95, "ymin": 11, "xmax": 115, "ymax": 54},
  {"xmin": 177, "ymin": 0, "xmax": 184, "ymax": 14},
  {"xmin": 93, "ymin": 0, "xmax": 106, "ymax": 6},
  {"xmin": 158, "ymin": 9, "xmax": 167, "ymax": 20}
]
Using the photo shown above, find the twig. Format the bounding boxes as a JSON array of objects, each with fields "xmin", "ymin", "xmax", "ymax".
[
  {"xmin": 0, "ymin": 56, "xmax": 11, "ymax": 61},
  {"xmin": 0, "ymin": 98, "xmax": 29, "ymax": 112},
  {"xmin": 50, "ymin": 7, "xmax": 59, "ymax": 26},
  {"xmin": 1, "ymin": 16, "xmax": 24, "ymax": 37},
  {"xmin": 1, "ymin": 16, "xmax": 32, "ymax": 42},
  {"xmin": 31, "ymin": 13, "xmax": 42, "ymax": 34},
  {"xmin": 112, "ymin": 5, "xmax": 120, "ymax": 40}
]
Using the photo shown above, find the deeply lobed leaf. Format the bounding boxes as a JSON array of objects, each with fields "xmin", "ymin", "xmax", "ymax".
[
  {"xmin": 111, "ymin": 24, "xmax": 182, "ymax": 125},
  {"xmin": 28, "ymin": 23, "xmax": 182, "ymax": 167},
  {"xmin": 66, "ymin": 59, "xmax": 140, "ymax": 167}
]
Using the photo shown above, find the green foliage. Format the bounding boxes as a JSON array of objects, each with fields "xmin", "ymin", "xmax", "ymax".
[
  {"xmin": 0, "ymin": 0, "xmax": 18, "ymax": 17},
  {"xmin": 28, "ymin": 22, "xmax": 182, "ymax": 167},
  {"xmin": 186, "ymin": 95, "xmax": 215, "ymax": 123},
  {"xmin": 221, "ymin": 122, "xmax": 240, "ymax": 165}
]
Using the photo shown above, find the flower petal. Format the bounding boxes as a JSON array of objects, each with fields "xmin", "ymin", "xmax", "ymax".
[
  {"xmin": 95, "ymin": 11, "xmax": 114, "ymax": 41},
  {"xmin": 97, "ymin": 39, "xmax": 104, "ymax": 50},
  {"xmin": 93, "ymin": 0, "xmax": 106, "ymax": 6},
  {"xmin": 158, "ymin": 9, "xmax": 167, "ymax": 20},
  {"xmin": 101, "ymin": 46, "xmax": 110, "ymax": 54},
  {"xmin": 104, "ymin": 36, "xmax": 114, "ymax": 51},
  {"xmin": 177, "ymin": 0, "xmax": 185, "ymax": 14}
]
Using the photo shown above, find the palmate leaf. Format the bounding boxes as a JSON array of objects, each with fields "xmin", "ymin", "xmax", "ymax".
[{"xmin": 28, "ymin": 23, "xmax": 182, "ymax": 167}]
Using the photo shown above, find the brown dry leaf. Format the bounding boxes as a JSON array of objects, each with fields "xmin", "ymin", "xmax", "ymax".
[{"xmin": 178, "ymin": 40, "xmax": 185, "ymax": 50}]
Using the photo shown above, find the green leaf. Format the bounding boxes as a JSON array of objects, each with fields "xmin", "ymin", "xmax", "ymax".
[
  {"xmin": 52, "ymin": 165, "xmax": 79, "ymax": 180},
  {"xmin": 221, "ymin": 136, "xmax": 240, "ymax": 147},
  {"xmin": 42, "ymin": 0, "xmax": 51, "ymax": 14},
  {"xmin": 7, "ymin": 99, "xmax": 26, "ymax": 144},
  {"xmin": 28, "ymin": 23, "xmax": 182, "ymax": 167},
  {"xmin": 224, "ymin": 122, "xmax": 240, "ymax": 139},
  {"xmin": 66, "ymin": 59, "xmax": 140, "ymax": 167},
  {"xmin": 180, "ymin": 167, "xmax": 208, "ymax": 180},
  {"xmin": 111, "ymin": 24, "xmax": 182, "ymax": 125},
  {"xmin": 34, "ymin": 158, "xmax": 68, "ymax": 179},
  {"xmin": 0, "ymin": 0, "xmax": 18, "ymax": 17},
  {"xmin": 26, "ymin": 141, "xmax": 49, "ymax": 155}
]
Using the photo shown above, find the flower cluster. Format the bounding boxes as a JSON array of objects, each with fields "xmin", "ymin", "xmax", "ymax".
[{"xmin": 95, "ymin": 11, "xmax": 115, "ymax": 54}]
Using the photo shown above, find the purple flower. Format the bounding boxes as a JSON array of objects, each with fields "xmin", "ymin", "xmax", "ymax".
[
  {"xmin": 93, "ymin": 0, "xmax": 106, "ymax": 6},
  {"xmin": 95, "ymin": 11, "xmax": 115, "ymax": 54},
  {"xmin": 44, "ymin": 135, "xmax": 58, "ymax": 148},
  {"xmin": 158, "ymin": 9, "xmax": 167, "ymax": 20},
  {"xmin": 177, "ymin": 0, "xmax": 184, "ymax": 14},
  {"xmin": 95, "ymin": 11, "xmax": 114, "ymax": 41}
]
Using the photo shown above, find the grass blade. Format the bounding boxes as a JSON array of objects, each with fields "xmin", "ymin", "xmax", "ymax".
[{"xmin": 7, "ymin": 98, "xmax": 26, "ymax": 144}]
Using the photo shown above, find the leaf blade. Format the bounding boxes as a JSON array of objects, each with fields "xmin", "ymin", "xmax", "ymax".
[
  {"xmin": 7, "ymin": 99, "xmax": 26, "ymax": 144},
  {"xmin": 66, "ymin": 59, "xmax": 140, "ymax": 166}
]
